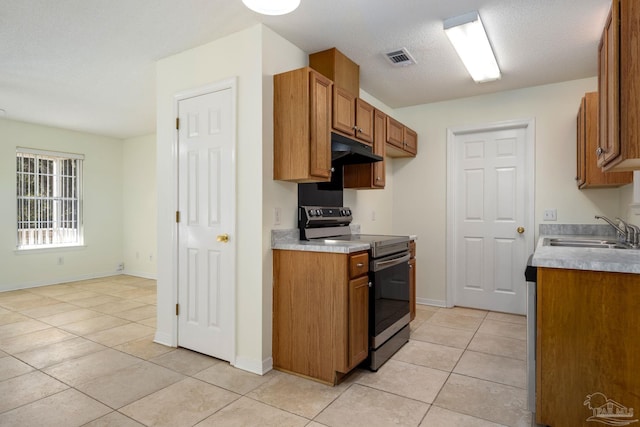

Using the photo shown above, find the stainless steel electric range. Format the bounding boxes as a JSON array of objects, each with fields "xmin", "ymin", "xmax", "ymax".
[{"xmin": 299, "ymin": 206, "xmax": 411, "ymax": 371}]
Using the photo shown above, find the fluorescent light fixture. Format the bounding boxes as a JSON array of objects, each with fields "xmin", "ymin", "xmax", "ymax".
[
  {"xmin": 444, "ymin": 11, "xmax": 501, "ymax": 83},
  {"xmin": 242, "ymin": 0, "xmax": 300, "ymax": 15}
]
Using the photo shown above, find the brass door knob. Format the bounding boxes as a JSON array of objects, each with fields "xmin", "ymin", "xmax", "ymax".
[
  {"xmin": 517, "ymin": 227, "xmax": 525, "ymax": 234},
  {"xmin": 216, "ymin": 234, "xmax": 229, "ymax": 243}
]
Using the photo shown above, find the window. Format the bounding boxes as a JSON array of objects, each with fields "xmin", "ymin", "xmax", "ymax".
[{"xmin": 16, "ymin": 148, "xmax": 84, "ymax": 249}]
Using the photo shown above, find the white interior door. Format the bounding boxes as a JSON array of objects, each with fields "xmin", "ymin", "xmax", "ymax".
[
  {"xmin": 447, "ymin": 121, "xmax": 533, "ymax": 315},
  {"xmin": 177, "ymin": 86, "xmax": 235, "ymax": 361}
]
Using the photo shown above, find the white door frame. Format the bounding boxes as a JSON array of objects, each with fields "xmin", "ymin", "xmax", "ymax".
[
  {"xmin": 170, "ymin": 78, "xmax": 237, "ymax": 364},
  {"xmin": 445, "ymin": 118, "xmax": 535, "ymax": 309}
]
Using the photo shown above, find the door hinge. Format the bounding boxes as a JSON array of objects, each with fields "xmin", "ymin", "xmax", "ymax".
[
  {"xmin": 176, "ymin": 117, "xmax": 180, "ymax": 130},
  {"xmin": 176, "ymin": 211, "xmax": 180, "ymax": 223},
  {"xmin": 176, "ymin": 303, "xmax": 179, "ymax": 316}
]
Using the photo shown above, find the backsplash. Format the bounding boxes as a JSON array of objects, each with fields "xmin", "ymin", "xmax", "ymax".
[{"xmin": 539, "ymin": 224, "xmax": 617, "ymax": 237}]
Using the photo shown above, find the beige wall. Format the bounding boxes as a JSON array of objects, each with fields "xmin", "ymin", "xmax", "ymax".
[
  {"xmin": 392, "ymin": 77, "xmax": 629, "ymax": 304},
  {"xmin": 122, "ymin": 134, "xmax": 157, "ymax": 279},
  {"xmin": 0, "ymin": 118, "xmax": 124, "ymax": 290},
  {"xmin": 155, "ymin": 25, "xmax": 266, "ymax": 373}
]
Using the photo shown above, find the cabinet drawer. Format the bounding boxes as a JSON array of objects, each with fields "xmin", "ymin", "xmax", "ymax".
[{"xmin": 349, "ymin": 252, "xmax": 369, "ymax": 278}]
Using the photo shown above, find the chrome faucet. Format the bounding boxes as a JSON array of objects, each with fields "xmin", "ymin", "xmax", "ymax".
[
  {"xmin": 595, "ymin": 215, "xmax": 627, "ymax": 242},
  {"xmin": 617, "ymin": 217, "xmax": 640, "ymax": 247}
]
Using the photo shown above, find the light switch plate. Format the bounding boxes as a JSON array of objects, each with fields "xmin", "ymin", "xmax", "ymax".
[{"xmin": 543, "ymin": 208, "xmax": 557, "ymax": 221}]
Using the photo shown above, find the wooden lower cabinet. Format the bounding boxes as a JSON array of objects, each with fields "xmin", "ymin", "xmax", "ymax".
[
  {"xmin": 536, "ymin": 267, "xmax": 640, "ymax": 426},
  {"xmin": 273, "ymin": 249, "xmax": 369, "ymax": 385}
]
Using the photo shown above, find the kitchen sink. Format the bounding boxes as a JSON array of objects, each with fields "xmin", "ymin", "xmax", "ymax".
[{"xmin": 544, "ymin": 237, "xmax": 630, "ymax": 249}]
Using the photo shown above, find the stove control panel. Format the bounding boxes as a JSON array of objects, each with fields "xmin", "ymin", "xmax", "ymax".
[
  {"xmin": 298, "ymin": 206, "xmax": 353, "ymax": 240},
  {"xmin": 300, "ymin": 206, "xmax": 352, "ymax": 222}
]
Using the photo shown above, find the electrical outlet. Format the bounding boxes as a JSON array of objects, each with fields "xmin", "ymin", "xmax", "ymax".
[
  {"xmin": 274, "ymin": 207, "xmax": 281, "ymax": 225},
  {"xmin": 117, "ymin": 262, "xmax": 124, "ymax": 271},
  {"xmin": 57, "ymin": 256, "xmax": 64, "ymax": 265},
  {"xmin": 543, "ymin": 209, "xmax": 557, "ymax": 221},
  {"xmin": 371, "ymin": 210, "xmax": 376, "ymax": 221}
]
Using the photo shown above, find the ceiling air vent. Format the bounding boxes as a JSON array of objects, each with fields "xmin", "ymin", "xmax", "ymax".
[{"xmin": 385, "ymin": 47, "xmax": 417, "ymax": 67}]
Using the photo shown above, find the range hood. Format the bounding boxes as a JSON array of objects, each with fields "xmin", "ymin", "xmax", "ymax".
[{"xmin": 331, "ymin": 132, "xmax": 383, "ymax": 165}]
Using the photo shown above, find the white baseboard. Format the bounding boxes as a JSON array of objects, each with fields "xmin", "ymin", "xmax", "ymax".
[
  {"xmin": 153, "ymin": 331, "xmax": 175, "ymax": 348},
  {"xmin": 233, "ymin": 355, "xmax": 273, "ymax": 376},
  {"xmin": 123, "ymin": 270, "xmax": 157, "ymax": 280},
  {"xmin": 2, "ymin": 271, "xmax": 123, "ymax": 292},
  {"xmin": 417, "ymin": 298, "xmax": 447, "ymax": 308}
]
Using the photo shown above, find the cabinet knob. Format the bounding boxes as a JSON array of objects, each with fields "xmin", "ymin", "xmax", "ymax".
[
  {"xmin": 368, "ymin": 282, "xmax": 372, "ymax": 288},
  {"xmin": 596, "ymin": 147, "xmax": 604, "ymax": 156},
  {"xmin": 376, "ymin": 177, "xmax": 381, "ymax": 181},
  {"xmin": 517, "ymin": 227, "xmax": 525, "ymax": 234}
]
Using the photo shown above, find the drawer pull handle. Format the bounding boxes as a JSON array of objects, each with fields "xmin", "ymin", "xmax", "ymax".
[{"xmin": 356, "ymin": 263, "xmax": 364, "ymax": 267}]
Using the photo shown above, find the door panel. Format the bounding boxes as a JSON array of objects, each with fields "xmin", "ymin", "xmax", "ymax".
[
  {"xmin": 177, "ymin": 87, "xmax": 235, "ymax": 361},
  {"xmin": 452, "ymin": 127, "xmax": 529, "ymax": 314}
]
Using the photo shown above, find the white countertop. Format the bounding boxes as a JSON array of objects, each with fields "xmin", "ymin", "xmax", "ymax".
[{"xmin": 531, "ymin": 234, "xmax": 640, "ymax": 274}]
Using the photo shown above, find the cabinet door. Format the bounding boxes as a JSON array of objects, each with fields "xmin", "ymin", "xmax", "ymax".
[
  {"xmin": 404, "ymin": 126, "xmax": 418, "ymax": 155},
  {"xmin": 581, "ymin": 92, "xmax": 632, "ymax": 187},
  {"xmin": 386, "ymin": 116, "xmax": 404, "ymax": 149},
  {"xmin": 348, "ymin": 275, "xmax": 369, "ymax": 369},
  {"xmin": 576, "ymin": 97, "xmax": 586, "ymax": 188},
  {"xmin": 597, "ymin": 5, "xmax": 620, "ymax": 168},
  {"xmin": 309, "ymin": 70, "xmax": 333, "ymax": 179},
  {"xmin": 409, "ymin": 241, "xmax": 416, "ymax": 322},
  {"xmin": 372, "ymin": 109, "xmax": 386, "ymax": 188},
  {"xmin": 333, "ymin": 86, "xmax": 356, "ymax": 136},
  {"xmin": 355, "ymin": 98, "xmax": 374, "ymax": 144}
]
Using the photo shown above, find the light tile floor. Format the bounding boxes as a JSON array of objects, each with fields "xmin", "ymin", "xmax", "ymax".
[{"xmin": 0, "ymin": 275, "xmax": 531, "ymax": 426}]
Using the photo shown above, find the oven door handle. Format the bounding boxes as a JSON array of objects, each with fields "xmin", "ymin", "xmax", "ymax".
[{"xmin": 372, "ymin": 253, "xmax": 410, "ymax": 272}]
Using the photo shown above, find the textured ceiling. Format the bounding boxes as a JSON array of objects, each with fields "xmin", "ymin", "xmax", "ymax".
[{"xmin": 0, "ymin": 0, "xmax": 611, "ymax": 139}]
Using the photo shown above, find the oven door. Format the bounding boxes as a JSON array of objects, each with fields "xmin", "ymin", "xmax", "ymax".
[{"xmin": 370, "ymin": 251, "xmax": 410, "ymax": 347}]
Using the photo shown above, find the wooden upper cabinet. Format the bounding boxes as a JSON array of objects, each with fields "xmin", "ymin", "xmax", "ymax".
[
  {"xmin": 598, "ymin": 0, "xmax": 640, "ymax": 171},
  {"xmin": 344, "ymin": 108, "xmax": 386, "ymax": 189},
  {"xmin": 273, "ymin": 67, "xmax": 332, "ymax": 182},
  {"xmin": 309, "ymin": 48, "xmax": 359, "ymax": 97},
  {"xmin": 577, "ymin": 92, "xmax": 631, "ymax": 188},
  {"xmin": 386, "ymin": 116, "xmax": 418, "ymax": 157},
  {"xmin": 354, "ymin": 98, "xmax": 374, "ymax": 143},
  {"xmin": 332, "ymin": 87, "xmax": 356, "ymax": 136},
  {"xmin": 310, "ymin": 47, "xmax": 374, "ymax": 145}
]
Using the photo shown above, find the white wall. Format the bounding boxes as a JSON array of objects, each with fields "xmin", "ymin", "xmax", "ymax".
[
  {"xmin": 155, "ymin": 25, "xmax": 266, "ymax": 373},
  {"xmin": 122, "ymin": 134, "xmax": 157, "ymax": 279},
  {"xmin": 0, "ymin": 118, "xmax": 124, "ymax": 291},
  {"xmin": 393, "ymin": 77, "xmax": 626, "ymax": 304}
]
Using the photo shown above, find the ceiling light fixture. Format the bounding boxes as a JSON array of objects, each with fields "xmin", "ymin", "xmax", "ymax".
[
  {"xmin": 242, "ymin": 0, "xmax": 300, "ymax": 15},
  {"xmin": 443, "ymin": 10, "xmax": 501, "ymax": 83}
]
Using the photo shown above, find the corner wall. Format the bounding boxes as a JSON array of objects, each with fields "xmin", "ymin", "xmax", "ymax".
[
  {"xmin": 122, "ymin": 133, "xmax": 157, "ymax": 279},
  {"xmin": 0, "ymin": 118, "xmax": 124, "ymax": 291}
]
